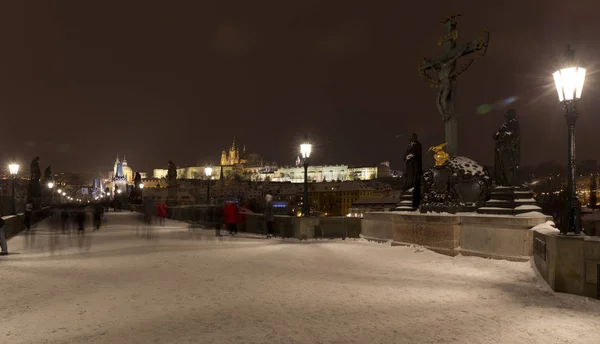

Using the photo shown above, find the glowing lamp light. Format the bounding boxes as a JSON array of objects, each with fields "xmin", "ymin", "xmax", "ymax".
[
  {"xmin": 205, "ymin": 166, "xmax": 213, "ymax": 177},
  {"xmin": 139, "ymin": 183, "xmax": 144, "ymax": 189},
  {"xmin": 57, "ymin": 189, "xmax": 62, "ymax": 193},
  {"xmin": 553, "ymin": 54, "xmax": 586, "ymax": 102},
  {"xmin": 47, "ymin": 182, "xmax": 54, "ymax": 189},
  {"xmin": 117, "ymin": 189, "xmax": 122, "ymax": 194},
  {"xmin": 8, "ymin": 163, "xmax": 19, "ymax": 175},
  {"xmin": 300, "ymin": 142, "xmax": 312, "ymax": 159}
]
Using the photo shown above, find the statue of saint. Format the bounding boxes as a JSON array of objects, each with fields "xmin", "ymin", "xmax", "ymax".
[
  {"xmin": 403, "ymin": 133, "xmax": 423, "ymax": 207},
  {"xmin": 134, "ymin": 172, "xmax": 142, "ymax": 188},
  {"xmin": 44, "ymin": 165, "xmax": 52, "ymax": 181},
  {"xmin": 167, "ymin": 161, "xmax": 177, "ymax": 186},
  {"xmin": 494, "ymin": 109, "xmax": 520, "ymax": 186},
  {"xmin": 30, "ymin": 156, "xmax": 41, "ymax": 181}
]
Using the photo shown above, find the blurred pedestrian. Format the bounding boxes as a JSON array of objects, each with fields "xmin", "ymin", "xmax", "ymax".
[
  {"xmin": 0, "ymin": 216, "xmax": 7, "ymax": 256},
  {"xmin": 223, "ymin": 201, "xmax": 239, "ymax": 235},
  {"xmin": 265, "ymin": 194, "xmax": 275, "ymax": 238},
  {"xmin": 24, "ymin": 203, "xmax": 33, "ymax": 231}
]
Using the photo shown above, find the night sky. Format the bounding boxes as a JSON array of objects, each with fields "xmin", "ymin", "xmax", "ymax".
[{"xmin": 1, "ymin": 1, "xmax": 599, "ymax": 174}]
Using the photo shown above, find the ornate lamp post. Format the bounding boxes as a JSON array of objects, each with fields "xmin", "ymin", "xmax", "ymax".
[
  {"xmin": 553, "ymin": 45, "xmax": 586, "ymax": 235},
  {"xmin": 300, "ymin": 136, "xmax": 312, "ymax": 217},
  {"xmin": 8, "ymin": 162, "xmax": 19, "ymax": 215},
  {"xmin": 205, "ymin": 167, "xmax": 213, "ymax": 204}
]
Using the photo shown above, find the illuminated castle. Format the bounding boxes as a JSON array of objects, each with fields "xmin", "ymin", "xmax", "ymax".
[{"xmin": 220, "ymin": 137, "xmax": 247, "ymax": 166}]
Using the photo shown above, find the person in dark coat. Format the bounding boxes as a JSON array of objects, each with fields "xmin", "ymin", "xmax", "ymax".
[{"xmin": 264, "ymin": 194, "xmax": 275, "ymax": 238}]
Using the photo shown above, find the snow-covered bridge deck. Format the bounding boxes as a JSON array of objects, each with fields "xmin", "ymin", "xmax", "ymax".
[{"xmin": 1, "ymin": 212, "xmax": 599, "ymax": 343}]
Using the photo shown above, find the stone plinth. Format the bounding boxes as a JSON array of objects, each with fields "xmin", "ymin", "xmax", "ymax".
[
  {"xmin": 394, "ymin": 189, "xmax": 416, "ymax": 212},
  {"xmin": 362, "ymin": 211, "xmax": 550, "ymax": 261},
  {"xmin": 478, "ymin": 186, "xmax": 541, "ymax": 215}
]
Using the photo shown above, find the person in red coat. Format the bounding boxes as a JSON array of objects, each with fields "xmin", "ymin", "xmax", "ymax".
[
  {"xmin": 155, "ymin": 202, "xmax": 168, "ymax": 226},
  {"xmin": 223, "ymin": 201, "xmax": 239, "ymax": 235}
]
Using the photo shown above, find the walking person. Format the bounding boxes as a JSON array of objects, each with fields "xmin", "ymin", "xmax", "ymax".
[
  {"xmin": 0, "ymin": 217, "xmax": 7, "ymax": 256},
  {"xmin": 213, "ymin": 202, "xmax": 224, "ymax": 236},
  {"xmin": 24, "ymin": 203, "xmax": 33, "ymax": 232},
  {"xmin": 223, "ymin": 201, "xmax": 239, "ymax": 235},
  {"xmin": 155, "ymin": 201, "xmax": 167, "ymax": 226},
  {"xmin": 93, "ymin": 203, "xmax": 104, "ymax": 231},
  {"xmin": 76, "ymin": 205, "xmax": 86, "ymax": 234},
  {"xmin": 265, "ymin": 194, "xmax": 275, "ymax": 238}
]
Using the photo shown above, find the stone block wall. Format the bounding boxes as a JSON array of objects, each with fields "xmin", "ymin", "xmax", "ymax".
[
  {"xmin": 534, "ymin": 232, "xmax": 600, "ymax": 299},
  {"xmin": 362, "ymin": 212, "xmax": 550, "ymax": 261},
  {"xmin": 162, "ymin": 206, "xmax": 360, "ymax": 240}
]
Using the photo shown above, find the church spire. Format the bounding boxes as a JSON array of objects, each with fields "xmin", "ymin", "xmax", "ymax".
[{"xmin": 231, "ymin": 137, "xmax": 236, "ymax": 149}]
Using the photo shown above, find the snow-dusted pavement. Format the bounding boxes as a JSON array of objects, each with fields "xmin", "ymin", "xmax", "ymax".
[{"xmin": 1, "ymin": 212, "xmax": 599, "ymax": 344}]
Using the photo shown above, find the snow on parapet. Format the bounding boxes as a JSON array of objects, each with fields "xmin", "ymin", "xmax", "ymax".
[
  {"xmin": 531, "ymin": 221, "xmax": 560, "ymax": 234},
  {"xmin": 516, "ymin": 211, "xmax": 547, "ymax": 218}
]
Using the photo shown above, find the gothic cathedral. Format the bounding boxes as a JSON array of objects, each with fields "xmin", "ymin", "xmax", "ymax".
[{"xmin": 220, "ymin": 137, "xmax": 247, "ymax": 166}]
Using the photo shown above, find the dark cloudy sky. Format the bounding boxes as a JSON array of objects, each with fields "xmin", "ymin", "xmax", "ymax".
[{"xmin": 1, "ymin": 1, "xmax": 599, "ymax": 174}]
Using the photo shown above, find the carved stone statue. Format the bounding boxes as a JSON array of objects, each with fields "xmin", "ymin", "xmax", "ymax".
[
  {"xmin": 402, "ymin": 134, "xmax": 423, "ymax": 208},
  {"xmin": 494, "ymin": 109, "xmax": 520, "ymax": 186},
  {"xmin": 30, "ymin": 156, "xmax": 41, "ymax": 181},
  {"xmin": 167, "ymin": 161, "xmax": 177, "ymax": 186},
  {"xmin": 44, "ymin": 165, "xmax": 52, "ymax": 181}
]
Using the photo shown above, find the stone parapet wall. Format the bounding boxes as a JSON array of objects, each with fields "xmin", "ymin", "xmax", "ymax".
[
  {"xmin": 2, "ymin": 206, "xmax": 52, "ymax": 240},
  {"xmin": 534, "ymin": 232, "xmax": 600, "ymax": 299},
  {"xmin": 362, "ymin": 212, "xmax": 550, "ymax": 261},
  {"xmin": 157, "ymin": 205, "xmax": 361, "ymax": 240}
]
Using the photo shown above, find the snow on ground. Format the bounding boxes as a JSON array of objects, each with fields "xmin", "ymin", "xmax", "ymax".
[{"xmin": 1, "ymin": 212, "xmax": 599, "ymax": 344}]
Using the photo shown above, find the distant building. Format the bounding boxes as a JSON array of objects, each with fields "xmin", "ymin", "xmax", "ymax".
[{"xmin": 309, "ymin": 181, "xmax": 376, "ymax": 216}]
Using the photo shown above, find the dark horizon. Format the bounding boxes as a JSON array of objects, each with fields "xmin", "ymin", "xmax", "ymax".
[{"xmin": 1, "ymin": 1, "xmax": 600, "ymax": 174}]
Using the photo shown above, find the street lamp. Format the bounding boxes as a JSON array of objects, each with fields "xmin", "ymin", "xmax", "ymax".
[
  {"xmin": 300, "ymin": 136, "xmax": 312, "ymax": 217},
  {"xmin": 8, "ymin": 162, "xmax": 19, "ymax": 215},
  {"xmin": 47, "ymin": 182, "xmax": 54, "ymax": 189},
  {"xmin": 553, "ymin": 44, "xmax": 586, "ymax": 235},
  {"xmin": 139, "ymin": 183, "xmax": 144, "ymax": 189},
  {"xmin": 205, "ymin": 166, "xmax": 213, "ymax": 204}
]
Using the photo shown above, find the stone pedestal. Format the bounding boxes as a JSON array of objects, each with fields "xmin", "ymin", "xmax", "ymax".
[
  {"xmin": 166, "ymin": 186, "xmax": 178, "ymax": 206},
  {"xmin": 477, "ymin": 186, "xmax": 541, "ymax": 215},
  {"xmin": 394, "ymin": 189, "xmax": 416, "ymax": 212}
]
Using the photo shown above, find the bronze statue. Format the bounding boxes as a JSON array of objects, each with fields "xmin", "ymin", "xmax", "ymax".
[
  {"xmin": 403, "ymin": 133, "xmax": 423, "ymax": 195},
  {"xmin": 419, "ymin": 14, "xmax": 489, "ymax": 156},
  {"xmin": 30, "ymin": 156, "xmax": 41, "ymax": 181},
  {"xmin": 167, "ymin": 161, "xmax": 177, "ymax": 185},
  {"xmin": 44, "ymin": 165, "xmax": 52, "ymax": 181},
  {"xmin": 494, "ymin": 109, "xmax": 520, "ymax": 186},
  {"xmin": 428, "ymin": 142, "xmax": 450, "ymax": 166}
]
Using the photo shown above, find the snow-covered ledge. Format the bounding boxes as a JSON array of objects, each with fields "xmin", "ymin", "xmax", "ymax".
[{"xmin": 362, "ymin": 211, "xmax": 551, "ymax": 261}]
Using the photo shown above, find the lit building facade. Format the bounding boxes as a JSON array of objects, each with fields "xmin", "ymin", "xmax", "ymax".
[{"xmin": 309, "ymin": 181, "xmax": 375, "ymax": 216}]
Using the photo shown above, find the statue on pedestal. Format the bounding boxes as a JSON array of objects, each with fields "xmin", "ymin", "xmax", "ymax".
[
  {"xmin": 27, "ymin": 157, "xmax": 42, "ymax": 207},
  {"xmin": 30, "ymin": 157, "xmax": 41, "ymax": 181},
  {"xmin": 403, "ymin": 134, "xmax": 423, "ymax": 208},
  {"xmin": 167, "ymin": 161, "xmax": 177, "ymax": 186},
  {"xmin": 166, "ymin": 160, "xmax": 178, "ymax": 206},
  {"xmin": 44, "ymin": 165, "xmax": 52, "ymax": 181},
  {"xmin": 494, "ymin": 109, "xmax": 520, "ymax": 186}
]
